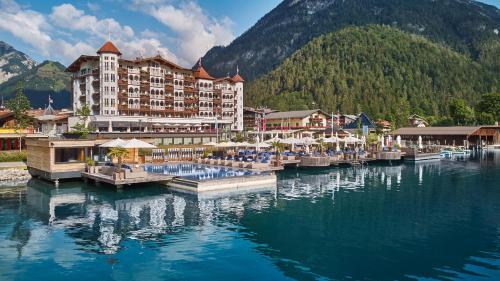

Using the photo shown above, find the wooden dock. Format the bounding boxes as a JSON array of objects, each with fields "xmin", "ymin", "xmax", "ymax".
[{"xmin": 82, "ymin": 172, "xmax": 175, "ymax": 188}]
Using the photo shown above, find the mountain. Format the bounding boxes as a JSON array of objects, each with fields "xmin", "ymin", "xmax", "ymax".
[
  {"xmin": 245, "ymin": 25, "xmax": 500, "ymax": 127},
  {"xmin": 0, "ymin": 60, "xmax": 71, "ymax": 109},
  {"xmin": 201, "ymin": 0, "xmax": 500, "ymax": 81},
  {"xmin": 0, "ymin": 41, "xmax": 37, "ymax": 85}
]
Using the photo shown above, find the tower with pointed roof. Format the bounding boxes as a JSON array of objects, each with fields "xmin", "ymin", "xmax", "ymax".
[
  {"xmin": 98, "ymin": 40, "xmax": 120, "ymax": 116},
  {"xmin": 231, "ymin": 66, "xmax": 244, "ymax": 131}
]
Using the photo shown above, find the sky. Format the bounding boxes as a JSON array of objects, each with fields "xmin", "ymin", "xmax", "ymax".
[
  {"xmin": 0, "ymin": 0, "xmax": 498, "ymax": 67},
  {"xmin": 0, "ymin": 0, "xmax": 281, "ymax": 67}
]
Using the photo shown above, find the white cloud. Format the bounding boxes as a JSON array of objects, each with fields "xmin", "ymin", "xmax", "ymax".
[
  {"xmin": 48, "ymin": 3, "xmax": 179, "ymax": 64},
  {"xmin": 135, "ymin": 0, "xmax": 235, "ymax": 65},
  {"xmin": 0, "ymin": 0, "xmax": 95, "ymax": 63},
  {"xmin": 50, "ymin": 4, "xmax": 135, "ymax": 40},
  {"xmin": 0, "ymin": 0, "xmax": 229, "ymax": 66}
]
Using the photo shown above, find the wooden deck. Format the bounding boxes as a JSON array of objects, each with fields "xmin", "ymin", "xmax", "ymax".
[{"xmin": 82, "ymin": 172, "xmax": 175, "ymax": 188}]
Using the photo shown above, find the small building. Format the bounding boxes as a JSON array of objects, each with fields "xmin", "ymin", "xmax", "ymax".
[
  {"xmin": 377, "ymin": 119, "xmax": 392, "ymax": 132},
  {"xmin": 33, "ymin": 105, "xmax": 72, "ymax": 136},
  {"xmin": 264, "ymin": 109, "xmax": 328, "ymax": 131},
  {"xmin": 243, "ymin": 107, "xmax": 277, "ymax": 132},
  {"xmin": 392, "ymin": 126, "xmax": 500, "ymax": 147},
  {"xmin": 344, "ymin": 113, "xmax": 376, "ymax": 131},
  {"xmin": 408, "ymin": 114, "xmax": 429, "ymax": 127}
]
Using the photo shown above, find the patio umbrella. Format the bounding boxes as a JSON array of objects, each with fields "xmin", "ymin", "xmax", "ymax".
[
  {"xmin": 236, "ymin": 141, "xmax": 252, "ymax": 147},
  {"xmin": 418, "ymin": 135, "xmax": 423, "ymax": 149},
  {"xmin": 344, "ymin": 136, "xmax": 361, "ymax": 144},
  {"xmin": 380, "ymin": 135, "xmax": 385, "ymax": 149},
  {"xmin": 299, "ymin": 137, "xmax": 318, "ymax": 145},
  {"xmin": 121, "ymin": 138, "xmax": 157, "ymax": 149},
  {"xmin": 253, "ymin": 142, "xmax": 271, "ymax": 149},
  {"xmin": 396, "ymin": 135, "xmax": 401, "ymax": 146},
  {"xmin": 100, "ymin": 138, "xmax": 127, "ymax": 148},
  {"xmin": 265, "ymin": 136, "xmax": 283, "ymax": 143},
  {"xmin": 336, "ymin": 132, "xmax": 341, "ymax": 152},
  {"xmin": 204, "ymin": 141, "xmax": 218, "ymax": 146}
]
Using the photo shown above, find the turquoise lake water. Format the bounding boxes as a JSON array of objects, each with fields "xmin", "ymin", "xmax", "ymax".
[{"xmin": 1, "ymin": 152, "xmax": 500, "ymax": 280}]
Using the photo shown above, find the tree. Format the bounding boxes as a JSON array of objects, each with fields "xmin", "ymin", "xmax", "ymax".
[
  {"xmin": 107, "ymin": 147, "xmax": 129, "ymax": 170},
  {"xmin": 5, "ymin": 82, "xmax": 31, "ymax": 151},
  {"xmin": 72, "ymin": 104, "xmax": 92, "ymax": 138},
  {"xmin": 476, "ymin": 112, "xmax": 496, "ymax": 125},
  {"xmin": 476, "ymin": 92, "xmax": 500, "ymax": 122},
  {"xmin": 449, "ymin": 99, "xmax": 475, "ymax": 125}
]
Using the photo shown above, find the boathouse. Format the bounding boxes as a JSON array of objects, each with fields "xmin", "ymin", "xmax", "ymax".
[{"xmin": 392, "ymin": 126, "xmax": 500, "ymax": 147}]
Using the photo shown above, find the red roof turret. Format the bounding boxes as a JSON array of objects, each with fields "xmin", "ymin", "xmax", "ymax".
[
  {"xmin": 97, "ymin": 41, "xmax": 121, "ymax": 55},
  {"xmin": 194, "ymin": 59, "xmax": 214, "ymax": 80},
  {"xmin": 231, "ymin": 73, "xmax": 244, "ymax": 83}
]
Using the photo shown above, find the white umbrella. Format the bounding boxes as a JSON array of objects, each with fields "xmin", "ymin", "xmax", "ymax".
[
  {"xmin": 380, "ymin": 135, "xmax": 385, "ymax": 149},
  {"xmin": 282, "ymin": 137, "xmax": 299, "ymax": 145},
  {"xmin": 204, "ymin": 141, "xmax": 218, "ymax": 146},
  {"xmin": 100, "ymin": 138, "xmax": 126, "ymax": 148},
  {"xmin": 265, "ymin": 136, "xmax": 283, "ymax": 143},
  {"xmin": 396, "ymin": 135, "xmax": 401, "ymax": 146},
  {"xmin": 344, "ymin": 136, "xmax": 361, "ymax": 144},
  {"xmin": 252, "ymin": 142, "xmax": 271, "ymax": 149},
  {"xmin": 336, "ymin": 132, "xmax": 340, "ymax": 151},
  {"xmin": 323, "ymin": 136, "xmax": 339, "ymax": 143},
  {"xmin": 236, "ymin": 141, "xmax": 252, "ymax": 147},
  {"xmin": 299, "ymin": 137, "xmax": 318, "ymax": 145},
  {"xmin": 121, "ymin": 138, "xmax": 157, "ymax": 149},
  {"xmin": 418, "ymin": 135, "xmax": 423, "ymax": 149},
  {"xmin": 217, "ymin": 141, "xmax": 237, "ymax": 148}
]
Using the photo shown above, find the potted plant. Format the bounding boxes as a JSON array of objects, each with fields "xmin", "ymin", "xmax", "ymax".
[
  {"xmin": 107, "ymin": 147, "xmax": 129, "ymax": 180},
  {"xmin": 86, "ymin": 158, "xmax": 95, "ymax": 173},
  {"xmin": 271, "ymin": 141, "xmax": 284, "ymax": 166}
]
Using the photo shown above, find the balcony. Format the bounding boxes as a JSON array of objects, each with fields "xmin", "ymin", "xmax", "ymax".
[
  {"xmin": 150, "ymin": 68, "xmax": 162, "ymax": 77},
  {"xmin": 129, "ymin": 80, "xmax": 140, "ymax": 86},
  {"xmin": 128, "ymin": 68, "xmax": 140, "ymax": 74},
  {"xmin": 151, "ymin": 82, "xmax": 163, "ymax": 88}
]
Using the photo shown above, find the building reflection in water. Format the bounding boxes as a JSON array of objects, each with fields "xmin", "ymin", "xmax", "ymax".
[{"xmin": 24, "ymin": 180, "xmax": 276, "ymax": 255}]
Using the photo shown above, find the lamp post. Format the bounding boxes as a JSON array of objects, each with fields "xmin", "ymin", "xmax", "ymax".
[{"xmin": 331, "ymin": 112, "xmax": 334, "ymax": 138}]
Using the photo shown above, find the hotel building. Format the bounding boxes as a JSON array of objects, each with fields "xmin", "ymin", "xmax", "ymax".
[{"xmin": 66, "ymin": 41, "xmax": 244, "ymax": 136}]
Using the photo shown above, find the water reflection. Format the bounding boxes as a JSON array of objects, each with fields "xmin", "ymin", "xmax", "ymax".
[{"xmin": 0, "ymin": 153, "xmax": 499, "ymax": 280}]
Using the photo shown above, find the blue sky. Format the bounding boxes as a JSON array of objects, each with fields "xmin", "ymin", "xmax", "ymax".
[{"xmin": 0, "ymin": 0, "xmax": 498, "ymax": 67}]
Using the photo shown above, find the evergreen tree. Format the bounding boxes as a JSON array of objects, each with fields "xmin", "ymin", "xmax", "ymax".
[{"xmin": 5, "ymin": 82, "xmax": 31, "ymax": 151}]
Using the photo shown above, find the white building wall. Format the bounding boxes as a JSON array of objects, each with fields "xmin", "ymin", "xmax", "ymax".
[
  {"xmin": 99, "ymin": 53, "xmax": 118, "ymax": 115},
  {"xmin": 234, "ymin": 81, "xmax": 244, "ymax": 131}
]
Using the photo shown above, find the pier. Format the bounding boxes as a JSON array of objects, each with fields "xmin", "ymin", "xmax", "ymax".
[{"xmin": 82, "ymin": 172, "xmax": 174, "ymax": 188}]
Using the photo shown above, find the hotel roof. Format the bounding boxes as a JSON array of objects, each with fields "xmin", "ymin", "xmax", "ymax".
[
  {"xmin": 392, "ymin": 126, "xmax": 500, "ymax": 136},
  {"xmin": 265, "ymin": 109, "xmax": 326, "ymax": 119},
  {"xmin": 194, "ymin": 65, "xmax": 214, "ymax": 80},
  {"xmin": 97, "ymin": 41, "xmax": 121, "ymax": 55}
]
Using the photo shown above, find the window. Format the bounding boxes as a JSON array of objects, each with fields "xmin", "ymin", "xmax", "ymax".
[
  {"xmin": 105, "ymin": 62, "xmax": 109, "ymax": 70},
  {"xmin": 110, "ymin": 74, "xmax": 115, "ymax": 82},
  {"xmin": 104, "ymin": 74, "xmax": 109, "ymax": 82},
  {"xmin": 104, "ymin": 99, "xmax": 109, "ymax": 106},
  {"xmin": 111, "ymin": 86, "xmax": 115, "ymax": 93},
  {"xmin": 111, "ymin": 99, "xmax": 115, "ymax": 107},
  {"xmin": 111, "ymin": 62, "xmax": 115, "ymax": 70},
  {"xmin": 104, "ymin": 56, "xmax": 109, "ymax": 60},
  {"xmin": 54, "ymin": 148, "xmax": 85, "ymax": 164}
]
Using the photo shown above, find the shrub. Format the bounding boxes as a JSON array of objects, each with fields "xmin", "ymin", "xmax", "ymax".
[{"xmin": 0, "ymin": 151, "xmax": 27, "ymax": 162}]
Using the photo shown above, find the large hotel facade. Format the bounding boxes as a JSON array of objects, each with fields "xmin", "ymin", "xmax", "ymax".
[{"xmin": 66, "ymin": 41, "xmax": 244, "ymax": 136}]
